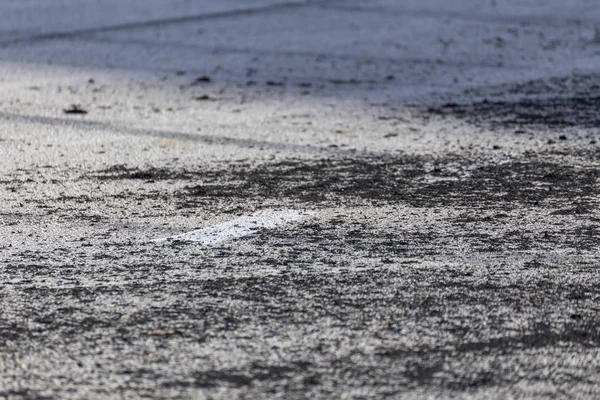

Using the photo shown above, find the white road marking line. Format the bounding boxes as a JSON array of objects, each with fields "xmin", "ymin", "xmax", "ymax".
[{"xmin": 153, "ymin": 209, "xmax": 311, "ymax": 245}]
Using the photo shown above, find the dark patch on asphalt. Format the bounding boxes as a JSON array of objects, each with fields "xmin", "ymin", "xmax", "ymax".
[
  {"xmin": 424, "ymin": 74, "xmax": 600, "ymax": 132},
  {"xmin": 94, "ymin": 157, "xmax": 600, "ymax": 214},
  {"xmin": 88, "ymin": 154, "xmax": 600, "ymax": 214},
  {"xmin": 180, "ymin": 156, "xmax": 600, "ymax": 211},
  {"xmin": 427, "ymin": 96, "xmax": 600, "ymax": 129}
]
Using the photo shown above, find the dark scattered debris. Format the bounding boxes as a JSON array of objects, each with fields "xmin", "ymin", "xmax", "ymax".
[
  {"xmin": 192, "ymin": 76, "xmax": 212, "ymax": 84},
  {"xmin": 464, "ymin": 73, "xmax": 600, "ymax": 99},
  {"xmin": 89, "ymin": 165, "xmax": 194, "ymax": 182},
  {"xmin": 63, "ymin": 105, "xmax": 88, "ymax": 115},
  {"xmin": 266, "ymin": 81, "xmax": 284, "ymax": 86}
]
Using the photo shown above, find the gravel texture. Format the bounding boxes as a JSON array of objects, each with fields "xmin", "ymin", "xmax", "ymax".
[{"xmin": 2, "ymin": 1, "xmax": 600, "ymax": 399}]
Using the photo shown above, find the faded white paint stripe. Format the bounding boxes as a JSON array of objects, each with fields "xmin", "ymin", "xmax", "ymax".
[{"xmin": 153, "ymin": 209, "xmax": 310, "ymax": 245}]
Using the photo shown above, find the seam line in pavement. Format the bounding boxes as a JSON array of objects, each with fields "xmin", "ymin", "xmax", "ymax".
[{"xmin": 0, "ymin": 1, "xmax": 309, "ymax": 47}]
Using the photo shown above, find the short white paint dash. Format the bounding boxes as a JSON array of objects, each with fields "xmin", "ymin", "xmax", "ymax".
[{"xmin": 153, "ymin": 209, "xmax": 311, "ymax": 245}]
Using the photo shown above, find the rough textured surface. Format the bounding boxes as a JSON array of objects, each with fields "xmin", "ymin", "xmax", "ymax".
[{"xmin": 2, "ymin": 1, "xmax": 600, "ymax": 399}]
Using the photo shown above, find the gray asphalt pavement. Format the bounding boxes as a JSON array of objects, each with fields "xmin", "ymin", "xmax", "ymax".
[{"xmin": 2, "ymin": 1, "xmax": 600, "ymax": 399}]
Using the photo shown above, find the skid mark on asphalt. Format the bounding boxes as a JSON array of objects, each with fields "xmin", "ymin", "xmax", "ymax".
[
  {"xmin": 153, "ymin": 209, "xmax": 311, "ymax": 245},
  {"xmin": 0, "ymin": 111, "xmax": 361, "ymax": 156}
]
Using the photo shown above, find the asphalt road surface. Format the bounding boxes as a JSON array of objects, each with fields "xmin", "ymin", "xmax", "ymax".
[{"xmin": 2, "ymin": 1, "xmax": 600, "ymax": 399}]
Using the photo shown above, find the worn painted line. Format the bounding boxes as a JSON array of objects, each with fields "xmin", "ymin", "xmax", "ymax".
[{"xmin": 153, "ymin": 209, "xmax": 310, "ymax": 245}]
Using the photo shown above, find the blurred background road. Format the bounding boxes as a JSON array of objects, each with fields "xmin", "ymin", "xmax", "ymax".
[{"xmin": 2, "ymin": 1, "xmax": 600, "ymax": 399}]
